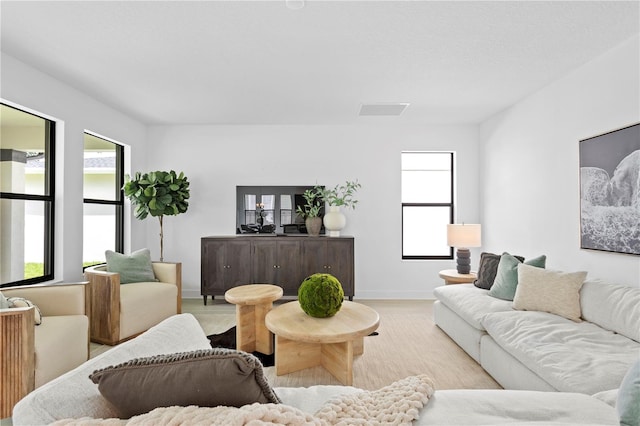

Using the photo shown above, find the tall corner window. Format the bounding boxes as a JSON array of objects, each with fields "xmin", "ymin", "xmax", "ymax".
[
  {"xmin": 0, "ymin": 103, "xmax": 55, "ymax": 287},
  {"xmin": 401, "ymin": 151, "xmax": 454, "ymax": 259},
  {"xmin": 83, "ymin": 132, "xmax": 124, "ymax": 268}
]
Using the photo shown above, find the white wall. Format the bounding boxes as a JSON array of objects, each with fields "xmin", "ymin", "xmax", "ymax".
[
  {"xmin": 479, "ymin": 35, "xmax": 640, "ymax": 287},
  {"xmin": 146, "ymin": 124, "xmax": 480, "ymax": 299},
  {"xmin": 1, "ymin": 53, "xmax": 148, "ymax": 283}
]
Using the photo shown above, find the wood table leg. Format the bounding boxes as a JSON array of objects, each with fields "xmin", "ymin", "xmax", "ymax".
[
  {"xmin": 274, "ymin": 335, "xmax": 321, "ymax": 375},
  {"xmin": 353, "ymin": 336, "xmax": 364, "ymax": 356},
  {"xmin": 321, "ymin": 341, "xmax": 354, "ymax": 386},
  {"xmin": 273, "ymin": 334, "xmax": 356, "ymax": 385},
  {"xmin": 254, "ymin": 302, "xmax": 274, "ymax": 355},
  {"xmin": 236, "ymin": 304, "xmax": 256, "ymax": 353}
]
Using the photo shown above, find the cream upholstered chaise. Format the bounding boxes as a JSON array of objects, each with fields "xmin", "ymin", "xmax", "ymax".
[
  {"xmin": 0, "ymin": 282, "xmax": 89, "ymax": 418},
  {"xmin": 84, "ymin": 261, "xmax": 182, "ymax": 346}
]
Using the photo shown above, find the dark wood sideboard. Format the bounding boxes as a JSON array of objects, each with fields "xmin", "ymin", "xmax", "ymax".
[{"xmin": 201, "ymin": 235, "xmax": 354, "ymax": 304}]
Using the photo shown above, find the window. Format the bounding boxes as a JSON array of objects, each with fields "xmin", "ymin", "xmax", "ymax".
[
  {"xmin": 0, "ymin": 103, "xmax": 55, "ymax": 287},
  {"xmin": 83, "ymin": 133, "xmax": 124, "ymax": 268},
  {"xmin": 401, "ymin": 151, "xmax": 454, "ymax": 259}
]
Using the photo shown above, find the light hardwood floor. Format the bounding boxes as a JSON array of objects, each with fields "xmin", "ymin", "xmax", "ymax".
[{"xmin": 91, "ymin": 298, "xmax": 501, "ymax": 391}]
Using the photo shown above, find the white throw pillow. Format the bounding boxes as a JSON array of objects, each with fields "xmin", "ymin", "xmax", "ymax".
[
  {"xmin": 513, "ymin": 264, "xmax": 587, "ymax": 322},
  {"xmin": 7, "ymin": 297, "xmax": 43, "ymax": 325}
]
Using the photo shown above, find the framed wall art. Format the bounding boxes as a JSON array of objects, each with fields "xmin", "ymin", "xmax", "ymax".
[{"xmin": 579, "ymin": 123, "xmax": 640, "ymax": 255}]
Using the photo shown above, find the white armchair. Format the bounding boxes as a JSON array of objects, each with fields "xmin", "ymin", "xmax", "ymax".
[
  {"xmin": 0, "ymin": 282, "xmax": 89, "ymax": 418},
  {"xmin": 84, "ymin": 262, "xmax": 182, "ymax": 346}
]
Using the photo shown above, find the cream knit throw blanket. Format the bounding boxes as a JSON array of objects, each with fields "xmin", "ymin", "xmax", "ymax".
[{"xmin": 53, "ymin": 375, "xmax": 435, "ymax": 426}]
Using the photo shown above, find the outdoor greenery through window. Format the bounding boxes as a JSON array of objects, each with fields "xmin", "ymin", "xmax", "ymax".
[
  {"xmin": 0, "ymin": 103, "xmax": 55, "ymax": 287},
  {"xmin": 401, "ymin": 151, "xmax": 454, "ymax": 259},
  {"xmin": 83, "ymin": 133, "xmax": 124, "ymax": 268}
]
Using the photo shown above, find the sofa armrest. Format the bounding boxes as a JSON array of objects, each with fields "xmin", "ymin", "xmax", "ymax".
[
  {"xmin": 0, "ymin": 306, "xmax": 35, "ymax": 418},
  {"xmin": 84, "ymin": 266, "xmax": 121, "ymax": 345},
  {"xmin": 1, "ymin": 282, "xmax": 89, "ymax": 317},
  {"xmin": 152, "ymin": 262, "xmax": 182, "ymax": 314}
]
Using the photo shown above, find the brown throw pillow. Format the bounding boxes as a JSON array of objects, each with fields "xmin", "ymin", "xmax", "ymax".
[
  {"xmin": 474, "ymin": 252, "xmax": 524, "ymax": 290},
  {"xmin": 89, "ymin": 348, "xmax": 281, "ymax": 418}
]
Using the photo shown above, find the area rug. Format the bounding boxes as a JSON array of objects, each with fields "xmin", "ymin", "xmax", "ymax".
[
  {"xmin": 207, "ymin": 327, "xmax": 275, "ymax": 367},
  {"xmin": 207, "ymin": 327, "xmax": 379, "ymax": 369}
]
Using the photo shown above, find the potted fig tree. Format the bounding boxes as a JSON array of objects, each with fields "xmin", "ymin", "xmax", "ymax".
[{"xmin": 122, "ymin": 170, "xmax": 190, "ymax": 261}]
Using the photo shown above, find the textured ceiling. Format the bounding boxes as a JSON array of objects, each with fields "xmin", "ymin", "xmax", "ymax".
[{"xmin": 1, "ymin": 1, "xmax": 638, "ymax": 125}]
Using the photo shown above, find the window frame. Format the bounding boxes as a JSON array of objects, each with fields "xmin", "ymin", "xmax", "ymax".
[
  {"xmin": 82, "ymin": 133, "xmax": 124, "ymax": 268},
  {"xmin": 401, "ymin": 151, "xmax": 455, "ymax": 260},
  {"xmin": 0, "ymin": 103, "xmax": 56, "ymax": 287}
]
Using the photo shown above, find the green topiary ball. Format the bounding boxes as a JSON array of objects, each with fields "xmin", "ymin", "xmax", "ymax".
[{"xmin": 298, "ymin": 273, "xmax": 345, "ymax": 318}]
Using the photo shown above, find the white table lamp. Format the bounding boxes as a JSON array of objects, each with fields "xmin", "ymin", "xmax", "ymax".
[{"xmin": 447, "ymin": 224, "xmax": 481, "ymax": 274}]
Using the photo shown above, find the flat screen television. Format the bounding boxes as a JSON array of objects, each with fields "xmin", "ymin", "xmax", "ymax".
[{"xmin": 236, "ymin": 185, "xmax": 324, "ymax": 234}]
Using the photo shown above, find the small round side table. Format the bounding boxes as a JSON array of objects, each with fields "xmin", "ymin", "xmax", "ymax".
[
  {"xmin": 224, "ymin": 284, "xmax": 283, "ymax": 355},
  {"xmin": 439, "ymin": 269, "xmax": 477, "ymax": 285}
]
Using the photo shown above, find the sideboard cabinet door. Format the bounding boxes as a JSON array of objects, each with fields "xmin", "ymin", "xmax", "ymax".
[
  {"xmin": 301, "ymin": 237, "xmax": 354, "ymax": 299},
  {"xmin": 201, "ymin": 238, "xmax": 251, "ymax": 304},
  {"xmin": 252, "ymin": 239, "xmax": 302, "ymax": 296}
]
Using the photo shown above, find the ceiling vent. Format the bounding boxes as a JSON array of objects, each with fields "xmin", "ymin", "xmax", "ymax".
[{"xmin": 359, "ymin": 103, "xmax": 409, "ymax": 117}]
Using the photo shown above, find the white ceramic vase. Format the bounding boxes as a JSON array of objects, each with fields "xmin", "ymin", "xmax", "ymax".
[{"xmin": 323, "ymin": 206, "xmax": 346, "ymax": 237}]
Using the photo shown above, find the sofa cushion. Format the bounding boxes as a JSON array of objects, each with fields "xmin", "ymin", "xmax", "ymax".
[
  {"xmin": 617, "ymin": 360, "xmax": 640, "ymax": 426},
  {"xmin": 90, "ymin": 348, "xmax": 281, "ymax": 418},
  {"xmin": 473, "ymin": 252, "xmax": 524, "ymax": 290},
  {"xmin": 12, "ymin": 314, "xmax": 213, "ymax": 425},
  {"xmin": 580, "ymin": 279, "xmax": 640, "ymax": 343},
  {"xmin": 482, "ymin": 310, "xmax": 639, "ymax": 394},
  {"xmin": 119, "ymin": 282, "xmax": 177, "ymax": 339},
  {"xmin": 488, "ymin": 254, "xmax": 546, "ymax": 301},
  {"xmin": 34, "ymin": 315, "xmax": 89, "ymax": 387},
  {"xmin": 513, "ymin": 265, "xmax": 587, "ymax": 322},
  {"xmin": 433, "ymin": 284, "xmax": 513, "ymax": 331},
  {"xmin": 105, "ymin": 248, "xmax": 157, "ymax": 284}
]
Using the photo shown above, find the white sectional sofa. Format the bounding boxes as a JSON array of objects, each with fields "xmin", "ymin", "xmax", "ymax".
[
  {"xmin": 12, "ymin": 313, "xmax": 623, "ymax": 425},
  {"xmin": 434, "ymin": 277, "xmax": 640, "ymax": 394}
]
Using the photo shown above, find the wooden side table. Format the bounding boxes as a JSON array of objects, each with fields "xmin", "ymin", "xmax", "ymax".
[
  {"xmin": 439, "ymin": 269, "xmax": 477, "ymax": 285},
  {"xmin": 224, "ymin": 284, "xmax": 283, "ymax": 355},
  {"xmin": 265, "ymin": 301, "xmax": 379, "ymax": 386}
]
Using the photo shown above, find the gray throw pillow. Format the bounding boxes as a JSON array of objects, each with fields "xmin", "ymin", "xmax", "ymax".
[
  {"xmin": 89, "ymin": 348, "xmax": 281, "ymax": 419},
  {"xmin": 105, "ymin": 248, "xmax": 157, "ymax": 284},
  {"xmin": 488, "ymin": 253, "xmax": 546, "ymax": 300},
  {"xmin": 473, "ymin": 252, "xmax": 524, "ymax": 290},
  {"xmin": 617, "ymin": 360, "xmax": 640, "ymax": 426}
]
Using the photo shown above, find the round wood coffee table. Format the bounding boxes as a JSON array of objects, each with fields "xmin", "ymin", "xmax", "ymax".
[
  {"xmin": 265, "ymin": 300, "xmax": 379, "ymax": 385},
  {"xmin": 225, "ymin": 284, "xmax": 283, "ymax": 355}
]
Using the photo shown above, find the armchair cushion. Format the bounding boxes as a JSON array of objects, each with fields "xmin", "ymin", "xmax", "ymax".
[
  {"xmin": 35, "ymin": 315, "xmax": 89, "ymax": 387},
  {"xmin": 105, "ymin": 248, "xmax": 157, "ymax": 284}
]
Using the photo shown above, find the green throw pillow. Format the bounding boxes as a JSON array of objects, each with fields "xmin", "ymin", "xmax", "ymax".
[
  {"xmin": 488, "ymin": 253, "xmax": 546, "ymax": 301},
  {"xmin": 105, "ymin": 248, "xmax": 157, "ymax": 284},
  {"xmin": 618, "ymin": 360, "xmax": 640, "ymax": 426}
]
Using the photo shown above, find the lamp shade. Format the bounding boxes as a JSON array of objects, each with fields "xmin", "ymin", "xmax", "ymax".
[{"xmin": 447, "ymin": 224, "xmax": 481, "ymax": 248}]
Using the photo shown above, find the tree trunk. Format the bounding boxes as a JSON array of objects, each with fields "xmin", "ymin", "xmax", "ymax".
[{"xmin": 159, "ymin": 216, "xmax": 164, "ymax": 262}]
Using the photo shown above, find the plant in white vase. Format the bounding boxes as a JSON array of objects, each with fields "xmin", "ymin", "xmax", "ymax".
[{"xmin": 319, "ymin": 180, "xmax": 361, "ymax": 237}]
